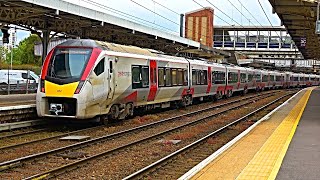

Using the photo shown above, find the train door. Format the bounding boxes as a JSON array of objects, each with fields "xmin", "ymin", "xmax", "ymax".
[
  {"xmin": 147, "ymin": 60, "xmax": 157, "ymax": 101},
  {"xmin": 107, "ymin": 56, "xmax": 116, "ymax": 100},
  {"xmin": 92, "ymin": 57, "xmax": 107, "ymax": 101}
]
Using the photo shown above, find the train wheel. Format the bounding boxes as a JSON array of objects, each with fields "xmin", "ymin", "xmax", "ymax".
[
  {"xmin": 215, "ymin": 92, "xmax": 222, "ymax": 100},
  {"xmin": 109, "ymin": 105, "xmax": 119, "ymax": 120},
  {"xmin": 242, "ymin": 88, "xmax": 248, "ymax": 95},
  {"xmin": 126, "ymin": 103, "xmax": 134, "ymax": 117},
  {"xmin": 226, "ymin": 90, "xmax": 233, "ymax": 98}
]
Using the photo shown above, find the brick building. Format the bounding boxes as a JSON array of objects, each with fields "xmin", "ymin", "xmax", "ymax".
[{"xmin": 185, "ymin": 7, "xmax": 214, "ymax": 47}]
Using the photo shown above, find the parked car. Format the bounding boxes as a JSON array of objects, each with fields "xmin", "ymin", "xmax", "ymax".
[{"xmin": 0, "ymin": 69, "xmax": 39, "ymax": 85}]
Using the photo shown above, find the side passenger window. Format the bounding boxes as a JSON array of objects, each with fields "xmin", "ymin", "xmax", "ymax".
[
  {"xmin": 132, "ymin": 65, "xmax": 149, "ymax": 89},
  {"xmin": 94, "ymin": 58, "xmax": 105, "ymax": 76}
]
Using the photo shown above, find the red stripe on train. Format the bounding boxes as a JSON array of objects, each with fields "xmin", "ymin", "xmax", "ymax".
[
  {"xmin": 81, "ymin": 48, "xmax": 102, "ymax": 81},
  {"xmin": 206, "ymin": 67, "xmax": 212, "ymax": 93},
  {"xmin": 41, "ymin": 49, "xmax": 54, "ymax": 79},
  {"xmin": 147, "ymin": 60, "xmax": 158, "ymax": 101}
]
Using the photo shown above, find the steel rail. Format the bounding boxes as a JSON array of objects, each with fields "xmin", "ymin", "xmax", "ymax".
[
  {"xmin": 0, "ymin": 125, "xmax": 102, "ymax": 151},
  {"xmin": 123, "ymin": 93, "xmax": 294, "ymax": 179},
  {"xmin": 21, "ymin": 93, "xmax": 276, "ymax": 179},
  {"xmin": 0, "ymin": 128, "xmax": 48, "ymax": 140},
  {"xmin": 1, "ymin": 91, "xmax": 273, "ymax": 169},
  {"xmin": 0, "ymin": 91, "xmax": 275, "ymax": 152}
]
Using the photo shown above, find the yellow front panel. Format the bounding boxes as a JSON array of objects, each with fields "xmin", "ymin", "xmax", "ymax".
[{"xmin": 45, "ymin": 81, "xmax": 79, "ymax": 97}]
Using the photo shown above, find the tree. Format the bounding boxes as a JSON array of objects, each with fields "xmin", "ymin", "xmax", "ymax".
[
  {"xmin": 6, "ymin": 34, "xmax": 41, "ymax": 65},
  {"xmin": 0, "ymin": 46, "xmax": 8, "ymax": 69}
]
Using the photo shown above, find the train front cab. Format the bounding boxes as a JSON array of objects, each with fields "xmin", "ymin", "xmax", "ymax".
[{"xmin": 36, "ymin": 45, "xmax": 112, "ymax": 119}]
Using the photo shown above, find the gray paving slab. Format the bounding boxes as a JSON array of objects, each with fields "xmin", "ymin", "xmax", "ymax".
[{"xmin": 277, "ymin": 88, "xmax": 320, "ymax": 180}]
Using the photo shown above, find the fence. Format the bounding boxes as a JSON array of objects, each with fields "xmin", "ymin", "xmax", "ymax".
[{"xmin": 0, "ymin": 82, "xmax": 38, "ymax": 95}]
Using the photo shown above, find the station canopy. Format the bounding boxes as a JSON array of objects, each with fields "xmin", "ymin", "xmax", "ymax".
[
  {"xmin": 269, "ymin": 0, "xmax": 320, "ymax": 59},
  {"xmin": 0, "ymin": 0, "xmax": 229, "ymax": 59}
]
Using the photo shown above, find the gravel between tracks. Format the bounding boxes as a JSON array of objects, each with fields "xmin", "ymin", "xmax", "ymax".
[
  {"xmin": 59, "ymin": 91, "xmax": 289, "ymax": 179},
  {"xmin": 0, "ymin": 91, "xmax": 274, "ymax": 162},
  {"xmin": 0, "ymin": 90, "xmax": 287, "ymax": 179}
]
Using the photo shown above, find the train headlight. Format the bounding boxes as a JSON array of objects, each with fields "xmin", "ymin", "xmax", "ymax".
[{"xmin": 74, "ymin": 80, "xmax": 85, "ymax": 94}]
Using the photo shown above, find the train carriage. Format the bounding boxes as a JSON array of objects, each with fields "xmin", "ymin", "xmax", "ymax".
[
  {"xmin": 246, "ymin": 68, "xmax": 256, "ymax": 91},
  {"xmin": 273, "ymin": 71, "xmax": 283, "ymax": 88},
  {"xmin": 208, "ymin": 62, "xmax": 227, "ymax": 99},
  {"xmin": 36, "ymin": 39, "xmax": 320, "ymax": 123},
  {"xmin": 190, "ymin": 60, "xmax": 213, "ymax": 101},
  {"xmin": 298, "ymin": 73, "xmax": 306, "ymax": 87},
  {"xmin": 225, "ymin": 65, "xmax": 247, "ymax": 97}
]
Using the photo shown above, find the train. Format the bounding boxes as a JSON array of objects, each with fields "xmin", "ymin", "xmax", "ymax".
[{"xmin": 36, "ymin": 39, "xmax": 320, "ymax": 124}]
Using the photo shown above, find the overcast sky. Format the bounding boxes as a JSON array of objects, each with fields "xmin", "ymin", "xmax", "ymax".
[{"xmin": 17, "ymin": 0, "xmax": 281, "ymax": 42}]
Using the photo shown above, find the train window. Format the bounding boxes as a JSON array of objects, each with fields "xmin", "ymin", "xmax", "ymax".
[
  {"xmin": 202, "ymin": 70, "xmax": 208, "ymax": 85},
  {"xmin": 109, "ymin": 61, "xmax": 113, "ymax": 73},
  {"xmin": 276, "ymin": 76, "xmax": 281, "ymax": 81},
  {"xmin": 294, "ymin": 77, "xmax": 299, "ymax": 81},
  {"xmin": 262, "ymin": 75, "xmax": 268, "ymax": 82},
  {"xmin": 270, "ymin": 75, "xmax": 275, "ymax": 81},
  {"xmin": 177, "ymin": 69, "xmax": 183, "ymax": 85},
  {"xmin": 248, "ymin": 73, "xmax": 254, "ymax": 82},
  {"xmin": 94, "ymin": 58, "xmax": 105, "ymax": 76},
  {"xmin": 132, "ymin": 66, "xmax": 141, "ymax": 89},
  {"xmin": 132, "ymin": 66, "xmax": 149, "ymax": 89},
  {"xmin": 197, "ymin": 71, "xmax": 201, "ymax": 85},
  {"xmin": 255, "ymin": 74, "xmax": 261, "ymax": 82},
  {"xmin": 290, "ymin": 76, "xmax": 293, "ymax": 81},
  {"xmin": 192, "ymin": 70, "xmax": 197, "ymax": 85},
  {"xmin": 141, "ymin": 67, "xmax": 149, "ymax": 87},
  {"xmin": 240, "ymin": 73, "xmax": 247, "ymax": 83},
  {"xmin": 158, "ymin": 68, "xmax": 165, "ymax": 87},
  {"xmin": 211, "ymin": 72, "xmax": 215, "ymax": 84},
  {"xmin": 183, "ymin": 69, "xmax": 188, "ymax": 86},
  {"xmin": 165, "ymin": 68, "xmax": 171, "ymax": 86},
  {"xmin": 228, "ymin": 72, "xmax": 238, "ymax": 83},
  {"xmin": 213, "ymin": 71, "xmax": 225, "ymax": 84},
  {"xmin": 171, "ymin": 69, "xmax": 177, "ymax": 85}
]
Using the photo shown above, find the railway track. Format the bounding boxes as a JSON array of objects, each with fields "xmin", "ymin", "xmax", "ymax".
[
  {"xmin": 0, "ymin": 91, "xmax": 283, "ymax": 179},
  {"xmin": 124, "ymin": 93, "xmax": 294, "ymax": 179},
  {"xmin": 0, "ymin": 125, "xmax": 103, "ymax": 151},
  {"xmin": 0, "ymin": 91, "xmax": 278, "ymax": 159},
  {"xmin": 0, "ymin": 128, "xmax": 48, "ymax": 140}
]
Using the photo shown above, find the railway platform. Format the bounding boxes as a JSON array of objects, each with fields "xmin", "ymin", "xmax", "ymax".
[
  {"xmin": 0, "ymin": 94, "xmax": 36, "ymax": 107},
  {"xmin": 180, "ymin": 87, "xmax": 319, "ymax": 180}
]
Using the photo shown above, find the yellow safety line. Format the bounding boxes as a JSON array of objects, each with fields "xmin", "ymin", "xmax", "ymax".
[
  {"xmin": 268, "ymin": 87, "xmax": 315, "ymax": 179},
  {"xmin": 236, "ymin": 87, "xmax": 315, "ymax": 180}
]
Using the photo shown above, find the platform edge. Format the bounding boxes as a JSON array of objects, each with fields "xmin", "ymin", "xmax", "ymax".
[{"xmin": 178, "ymin": 89, "xmax": 305, "ymax": 180}]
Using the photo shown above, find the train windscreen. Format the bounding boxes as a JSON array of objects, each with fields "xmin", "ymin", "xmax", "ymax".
[{"xmin": 47, "ymin": 48, "xmax": 92, "ymax": 83}]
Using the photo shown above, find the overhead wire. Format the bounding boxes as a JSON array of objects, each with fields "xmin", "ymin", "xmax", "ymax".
[
  {"xmin": 257, "ymin": 0, "xmax": 282, "ymax": 40},
  {"xmin": 82, "ymin": 0, "xmax": 180, "ymax": 35},
  {"xmin": 227, "ymin": 0, "xmax": 268, "ymax": 36},
  {"xmin": 133, "ymin": 0, "xmax": 212, "ymax": 42},
  {"xmin": 193, "ymin": 0, "xmax": 257, "ymax": 50},
  {"xmin": 130, "ymin": 0, "xmax": 180, "ymax": 27}
]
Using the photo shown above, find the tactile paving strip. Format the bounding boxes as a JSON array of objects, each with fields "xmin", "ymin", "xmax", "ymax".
[{"xmin": 236, "ymin": 88, "xmax": 314, "ymax": 180}]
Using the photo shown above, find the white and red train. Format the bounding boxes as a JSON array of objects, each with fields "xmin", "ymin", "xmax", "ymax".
[{"xmin": 36, "ymin": 39, "xmax": 320, "ymax": 122}]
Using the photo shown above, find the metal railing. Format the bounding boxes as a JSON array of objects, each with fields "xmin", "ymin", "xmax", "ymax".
[{"xmin": 0, "ymin": 82, "xmax": 38, "ymax": 94}]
